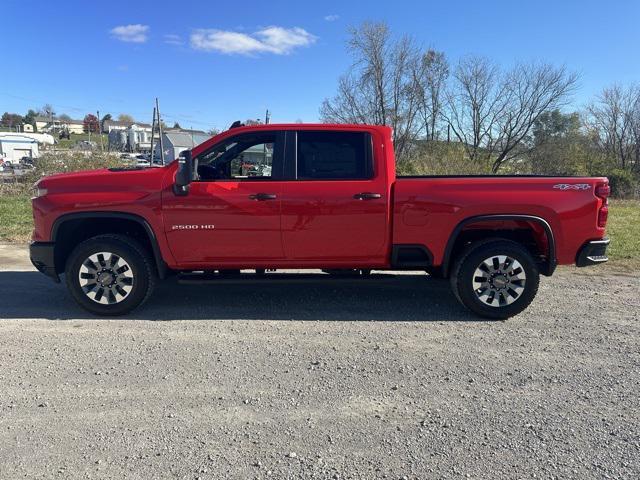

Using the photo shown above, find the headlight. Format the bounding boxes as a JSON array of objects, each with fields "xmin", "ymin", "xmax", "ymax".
[{"xmin": 32, "ymin": 186, "xmax": 48, "ymax": 198}]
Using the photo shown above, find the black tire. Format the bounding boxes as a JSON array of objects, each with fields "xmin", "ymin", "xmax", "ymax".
[
  {"xmin": 65, "ymin": 234, "xmax": 156, "ymax": 316},
  {"xmin": 450, "ymin": 239, "xmax": 540, "ymax": 319}
]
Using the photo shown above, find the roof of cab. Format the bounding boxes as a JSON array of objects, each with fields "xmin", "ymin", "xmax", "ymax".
[{"xmin": 221, "ymin": 123, "xmax": 390, "ymax": 133}]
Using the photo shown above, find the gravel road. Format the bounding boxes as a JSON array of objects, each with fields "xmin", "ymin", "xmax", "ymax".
[{"xmin": 0, "ymin": 244, "xmax": 639, "ymax": 479}]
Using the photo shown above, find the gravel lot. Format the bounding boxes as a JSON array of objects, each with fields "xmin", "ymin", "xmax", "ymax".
[{"xmin": 0, "ymin": 244, "xmax": 639, "ymax": 479}]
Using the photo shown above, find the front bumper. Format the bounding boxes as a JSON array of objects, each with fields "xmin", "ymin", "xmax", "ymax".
[
  {"xmin": 576, "ymin": 238, "xmax": 610, "ymax": 267},
  {"xmin": 30, "ymin": 241, "xmax": 60, "ymax": 282}
]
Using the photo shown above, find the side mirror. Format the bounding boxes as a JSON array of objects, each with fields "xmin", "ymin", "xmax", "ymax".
[{"xmin": 174, "ymin": 150, "xmax": 193, "ymax": 196}]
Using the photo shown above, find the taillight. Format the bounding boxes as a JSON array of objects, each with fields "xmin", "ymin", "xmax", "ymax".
[
  {"xmin": 598, "ymin": 204, "xmax": 609, "ymax": 228},
  {"xmin": 595, "ymin": 181, "xmax": 610, "ymax": 228},
  {"xmin": 596, "ymin": 183, "xmax": 611, "ymax": 198}
]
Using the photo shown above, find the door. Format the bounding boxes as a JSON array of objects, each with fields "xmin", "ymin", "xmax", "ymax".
[
  {"xmin": 162, "ymin": 131, "xmax": 285, "ymax": 265},
  {"xmin": 281, "ymin": 130, "xmax": 390, "ymax": 265}
]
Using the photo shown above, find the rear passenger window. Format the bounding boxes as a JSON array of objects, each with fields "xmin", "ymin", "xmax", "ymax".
[{"xmin": 296, "ymin": 131, "xmax": 372, "ymax": 180}]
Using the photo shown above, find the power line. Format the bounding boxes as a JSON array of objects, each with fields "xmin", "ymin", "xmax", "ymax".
[{"xmin": 0, "ymin": 91, "xmax": 258, "ymax": 131}]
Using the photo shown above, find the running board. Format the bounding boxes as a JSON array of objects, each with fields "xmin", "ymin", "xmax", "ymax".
[{"xmin": 177, "ymin": 272, "xmax": 419, "ymax": 285}]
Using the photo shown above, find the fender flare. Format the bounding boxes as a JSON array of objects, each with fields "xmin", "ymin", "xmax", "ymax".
[
  {"xmin": 441, "ymin": 214, "xmax": 557, "ymax": 277},
  {"xmin": 51, "ymin": 211, "xmax": 168, "ymax": 278}
]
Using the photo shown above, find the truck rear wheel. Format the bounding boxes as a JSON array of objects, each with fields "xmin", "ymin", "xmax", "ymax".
[
  {"xmin": 65, "ymin": 234, "xmax": 155, "ymax": 316},
  {"xmin": 450, "ymin": 239, "xmax": 539, "ymax": 319}
]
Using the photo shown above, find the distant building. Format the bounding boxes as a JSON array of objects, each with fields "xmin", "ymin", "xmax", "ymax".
[
  {"xmin": 153, "ymin": 129, "xmax": 210, "ymax": 164},
  {"xmin": 103, "ymin": 120, "xmax": 152, "ymax": 134},
  {"xmin": 108, "ymin": 129, "xmax": 127, "ymax": 152},
  {"xmin": 108, "ymin": 124, "xmax": 152, "ymax": 152},
  {"xmin": 34, "ymin": 116, "xmax": 85, "ymax": 134},
  {"xmin": 0, "ymin": 132, "xmax": 54, "ymax": 161}
]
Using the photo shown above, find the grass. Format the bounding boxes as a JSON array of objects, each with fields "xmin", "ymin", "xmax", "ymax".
[
  {"xmin": 55, "ymin": 133, "xmax": 109, "ymax": 150},
  {"xmin": 0, "ymin": 192, "xmax": 638, "ymax": 267},
  {"xmin": 0, "ymin": 194, "xmax": 32, "ymax": 242},
  {"xmin": 605, "ymin": 199, "xmax": 640, "ymax": 267}
]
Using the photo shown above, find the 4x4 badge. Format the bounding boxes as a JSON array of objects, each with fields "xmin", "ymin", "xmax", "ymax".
[{"xmin": 553, "ymin": 183, "xmax": 590, "ymax": 191}]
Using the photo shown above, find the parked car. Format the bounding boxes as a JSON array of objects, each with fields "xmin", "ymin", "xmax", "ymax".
[
  {"xmin": 0, "ymin": 158, "xmax": 13, "ymax": 171},
  {"xmin": 18, "ymin": 157, "xmax": 35, "ymax": 170},
  {"xmin": 75, "ymin": 140, "xmax": 97, "ymax": 151},
  {"xmin": 30, "ymin": 124, "xmax": 610, "ymax": 318}
]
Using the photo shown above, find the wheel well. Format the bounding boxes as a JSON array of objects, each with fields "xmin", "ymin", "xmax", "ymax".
[
  {"xmin": 443, "ymin": 218, "xmax": 555, "ymax": 277},
  {"xmin": 53, "ymin": 217, "xmax": 157, "ymax": 274}
]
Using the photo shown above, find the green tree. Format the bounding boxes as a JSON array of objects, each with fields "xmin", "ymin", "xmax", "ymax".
[
  {"xmin": 172, "ymin": 122, "xmax": 181, "ymax": 129},
  {"xmin": 101, "ymin": 113, "xmax": 112, "ymax": 132},
  {"xmin": 532, "ymin": 109, "xmax": 581, "ymax": 143},
  {"xmin": 528, "ymin": 110, "xmax": 593, "ymax": 175},
  {"xmin": 23, "ymin": 109, "xmax": 37, "ymax": 130},
  {"xmin": 1, "ymin": 112, "xmax": 24, "ymax": 128}
]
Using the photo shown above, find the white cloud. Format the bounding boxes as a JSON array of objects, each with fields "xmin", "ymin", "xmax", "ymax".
[
  {"xmin": 324, "ymin": 14, "xmax": 340, "ymax": 21},
  {"xmin": 190, "ymin": 26, "xmax": 316, "ymax": 55},
  {"xmin": 110, "ymin": 24, "xmax": 149, "ymax": 43},
  {"xmin": 164, "ymin": 34, "xmax": 184, "ymax": 45}
]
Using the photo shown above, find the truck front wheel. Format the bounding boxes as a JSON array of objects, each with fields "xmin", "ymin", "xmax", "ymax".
[
  {"xmin": 65, "ymin": 234, "xmax": 156, "ymax": 316},
  {"xmin": 450, "ymin": 239, "xmax": 540, "ymax": 319}
]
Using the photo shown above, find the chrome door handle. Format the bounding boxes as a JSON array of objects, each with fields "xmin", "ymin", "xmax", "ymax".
[
  {"xmin": 249, "ymin": 193, "xmax": 277, "ymax": 201},
  {"xmin": 353, "ymin": 192, "xmax": 382, "ymax": 200}
]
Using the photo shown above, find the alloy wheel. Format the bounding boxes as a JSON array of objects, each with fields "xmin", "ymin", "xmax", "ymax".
[
  {"xmin": 78, "ymin": 251, "xmax": 134, "ymax": 305},
  {"xmin": 472, "ymin": 255, "xmax": 526, "ymax": 307}
]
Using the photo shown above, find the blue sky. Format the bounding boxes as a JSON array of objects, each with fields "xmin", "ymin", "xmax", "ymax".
[{"xmin": 1, "ymin": 0, "xmax": 638, "ymax": 131}]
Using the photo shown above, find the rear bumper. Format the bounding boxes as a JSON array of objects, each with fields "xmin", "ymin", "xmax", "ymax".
[
  {"xmin": 30, "ymin": 241, "xmax": 60, "ymax": 282},
  {"xmin": 576, "ymin": 238, "xmax": 610, "ymax": 267}
]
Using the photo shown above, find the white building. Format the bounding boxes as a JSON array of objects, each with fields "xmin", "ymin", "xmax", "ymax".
[
  {"xmin": 34, "ymin": 116, "xmax": 85, "ymax": 134},
  {"xmin": 153, "ymin": 130, "xmax": 210, "ymax": 164},
  {"xmin": 0, "ymin": 132, "xmax": 54, "ymax": 161},
  {"xmin": 103, "ymin": 120, "xmax": 152, "ymax": 134},
  {"xmin": 108, "ymin": 124, "xmax": 153, "ymax": 152}
]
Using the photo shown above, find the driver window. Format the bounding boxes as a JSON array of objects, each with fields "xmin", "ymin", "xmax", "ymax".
[{"xmin": 196, "ymin": 133, "xmax": 275, "ymax": 181}]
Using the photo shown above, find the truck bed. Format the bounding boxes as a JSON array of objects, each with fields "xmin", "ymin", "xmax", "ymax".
[{"xmin": 392, "ymin": 175, "xmax": 608, "ymax": 266}]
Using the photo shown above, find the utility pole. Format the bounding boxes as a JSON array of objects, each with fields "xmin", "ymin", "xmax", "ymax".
[
  {"xmin": 265, "ymin": 109, "xmax": 271, "ymax": 125},
  {"xmin": 97, "ymin": 110, "xmax": 104, "ymax": 152},
  {"xmin": 149, "ymin": 107, "xmax": 156, "ymax": 163},
  {"xmin": 49, "ymin": 108, "xmax": 55, "ymax": 154},
  {"xmin": 156, "ymin": 98, "xmax": 165, "ymax": 165}
]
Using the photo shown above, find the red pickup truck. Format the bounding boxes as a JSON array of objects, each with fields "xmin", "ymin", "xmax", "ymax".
[{"xmin": 30, "ymin": 124, "xmax": 610, "ymax": 319}]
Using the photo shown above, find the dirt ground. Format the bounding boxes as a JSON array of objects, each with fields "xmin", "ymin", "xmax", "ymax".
[{"xmin": 0, "ymin": 244, "xmax": 638, "ymax": 479}]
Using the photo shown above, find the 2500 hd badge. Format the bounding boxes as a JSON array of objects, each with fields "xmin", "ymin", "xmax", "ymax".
[{"xmin": 171, "ymin": 224, "xmax": 215, "ymax": 230}]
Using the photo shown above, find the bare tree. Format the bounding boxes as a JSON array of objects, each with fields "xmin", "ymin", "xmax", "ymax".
[
  {"xmin": 587, "ymin": 84, "xmax": 640, "ymax": 171},
  {"xmin": 633, "ymin": 95, "xmax": 640, "ymax": 171},
  {"xmin": 320, "ymin": 22, "xmax": 422, "ymax": 159},
  {"xmin": 491, "ymin": 63, "xmax": 579, "ymax": 172},
  {"xmin": 444, "ymin": 57, "xmax": 578, "ymax": 172},
  {"xmin": 38, "ymin": 104, "xmax": 56, "ymax": 118},
  {"xmin": 413, "ymin": 49, "xmax": 449, "ymax": 141},
  {"xmin": 117, "ymin": 113, "xmax": 135, "ymax": 123},
  {"xmin": 444, "ymin": 56, "xmax": 508, "ymax": 165}
]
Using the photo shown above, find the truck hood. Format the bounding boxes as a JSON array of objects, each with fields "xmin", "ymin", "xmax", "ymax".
[{"xmin": 37, "ymin": 167, "xmax": 168, "ymax": 193}]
